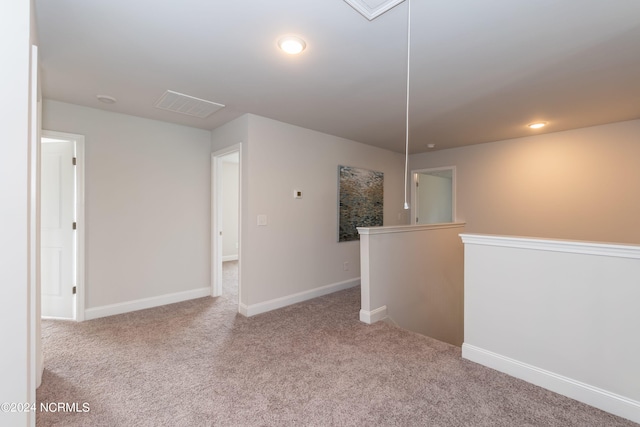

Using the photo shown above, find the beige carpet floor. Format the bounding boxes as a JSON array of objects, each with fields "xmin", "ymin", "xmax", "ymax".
[{"xmin": 37, "ymin": 263, "xmax": 636, "ymax": 426}]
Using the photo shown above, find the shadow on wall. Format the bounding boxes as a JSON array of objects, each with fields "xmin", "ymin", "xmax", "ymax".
[{"xmin": 359, "ymin": 223, "xmax": 465, "ymax": 346}]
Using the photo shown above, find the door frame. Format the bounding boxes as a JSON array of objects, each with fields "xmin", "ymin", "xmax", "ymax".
[
  {"xmin": 211, "ymin": 143, "xmax": 242, "ymax": 308},
  {"xmin": 41, "ymin": 130, "xmax": 85, "ymax": 321}
]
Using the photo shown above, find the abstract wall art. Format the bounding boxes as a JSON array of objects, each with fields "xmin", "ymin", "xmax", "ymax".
[{"xmin": 338, "ymin": 165, "xmax": 383, "ymax": 242}]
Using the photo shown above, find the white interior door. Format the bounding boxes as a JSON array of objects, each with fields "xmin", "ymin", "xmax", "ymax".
[
  {"xmin": 41, "ymin": 139, "xmax": 75, "ymax": 319},
  {"xmin": 412, "ymin": 167, "xmax": 455, "ymax": 225}
]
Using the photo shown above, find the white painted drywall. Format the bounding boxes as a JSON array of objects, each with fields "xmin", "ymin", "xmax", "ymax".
[
  {"xmin": 221, "ymin": 159, "xmax": 239, "ymax": 259},
  {"xmin": 1, "ymin": 1, "xmax": 35, "ymax": 426},
  {"xmin": 42, "ymin": 100, "xmax": 212, "ymax": 310},
  {"xmin": 211, "ymin": 114, "xmax": 406, "ymax": 309},
  {"xmin": 359, "ymin": 224, "xmax": 465, "ymax": 346},
  {"xmin": 461, "ymin": 234, "xmax": 640, "ymax": 423},
  {"xmin": 411, "ymin": 120, "xmax": 640, "ymax": 243}
]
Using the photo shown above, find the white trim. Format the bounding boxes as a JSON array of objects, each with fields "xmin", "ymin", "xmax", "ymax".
[
  {"xmin": 359, "ymin": 305, "xmax": 387, "ymax": 324},
  {"xmin": 29, "ymin": 44, "xmax": 42, "ymax": 396},
  {"xmin": 358, "ymin": 222, "xmax": 465, "ymax": 236},
  {"xmin": 462, "ymin": 344, "xmax": 640, "ymax": 424},
  {"xmin": 241, "ymin": 278, "xmax": 360, "ymax": 317},
  {"xmin": 238, "ymin": 302, "xmax": 249, "ymax": 317},
  {"xmin": 211, "ymin": 152, "xmax": 220, "ymax": 297},
  {"xmin": 75, "ymin": 137, "xmax": 85, "ymax": 322},
  {"xmin": 41, "ymin": 315, "xmax": 77, "ymax": 321},
  {"xmin": 222, "ymin": 255, "xmax": 238, "ymax": 262},
  {"xmin": 84, "ymin": 287, "xmax": 211, "ymax": 320},
  {"xmin": 459, "ymin": 233, "xmax": 640, "ymax": 259}
]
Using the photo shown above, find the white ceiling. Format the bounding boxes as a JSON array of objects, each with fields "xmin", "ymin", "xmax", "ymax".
[{"xmin": 34, "ymin": 0, "xmax": 640, "ymax": 154}]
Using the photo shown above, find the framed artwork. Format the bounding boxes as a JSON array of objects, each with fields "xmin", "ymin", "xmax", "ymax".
[{"xmin": 338, "ymin": 165, "xmax": 383, "ymax": 242}]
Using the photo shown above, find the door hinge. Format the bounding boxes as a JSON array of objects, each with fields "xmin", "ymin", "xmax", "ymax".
[
  {"xmin": 416, "ymin": 218, "xmax": 419, "ymax": 223},
  {"xmin": 72, "ymin": 286, "xmax": 77, "ymax": 294},
  {"xmin": 72, "ymin": 222, "xmax": 77, "ymax": 230},
  {"xmin": 72, "ymin": 157, "xmax": 77, "ymax": 166},
  {"xmin": 416, "ymin": 182, "xmax": 419, "ymax": 187}
]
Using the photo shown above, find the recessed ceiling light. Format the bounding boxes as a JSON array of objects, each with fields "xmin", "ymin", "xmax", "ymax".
[
  {"xmin": 528, "ymin": 121, "xmax": 548, "ymax": 129},
  {"xmin": 427, "ymin": 144, "xmax": 436, "ymax": 149},
  {"xmin": 96, "ymin": 94, "xmax": 117, "ymax": 104},
  {"xmin": 278, "ymin": 36, "xmax": 306, "ymax": 55}
]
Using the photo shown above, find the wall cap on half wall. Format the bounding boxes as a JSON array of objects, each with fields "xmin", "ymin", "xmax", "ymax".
[
  {"xmin": 459, "ymin": 233, "xmax": 640, "ymax": 260},
  {"xmin": 358, "ymin": 222, "xmax": 465, "ymax": 235}
]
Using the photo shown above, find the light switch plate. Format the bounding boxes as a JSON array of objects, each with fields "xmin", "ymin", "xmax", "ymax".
[
  {"xmin": 294, "ymin": 190, "xmax": 303, "ymax": 199},
  {"xmin": 257, "ymin": 214, "xmax": 267, "ymax": 226}
]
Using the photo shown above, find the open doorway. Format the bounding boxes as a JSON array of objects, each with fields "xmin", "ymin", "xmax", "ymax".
[
  {"xmin": 212, "ymin": 145, "xmax": 241, "ymax": 307},
  {"xmin": 40, "ymin": 130, "xmax": 85, "ymax": 321},
  {"xmin": 411, "ymin": 166, "xmax": 456, "ymax": 225}
]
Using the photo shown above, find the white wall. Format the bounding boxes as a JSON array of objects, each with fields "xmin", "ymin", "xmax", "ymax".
[
  {"xmin": 221, "ymin": 159, "xmax": 239, "ymax": 260},
  {"xmin": 461, "ymin": 234, "xmax": 640, "ymax": 424},
  {"xmin": 359, "ymin": 224, "xmax": 465, "ymax": 346},
  {"xmin": 212, "ymin": 114, "xmax": 406, "ymax": 312},
  {"xmin": 42, "ymin": 100, "xmax": 212, "ymax": 313},
  {"xmin": 411, "ymin": 120, "xmax": 640, "ymax": 244},
  {"xmin": 1, "ymin": 1, "xmax": 35, "ymax": 426}
]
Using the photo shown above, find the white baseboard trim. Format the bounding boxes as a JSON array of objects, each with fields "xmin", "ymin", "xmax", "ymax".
[
  {"xmin": 222, "ymin": 255, "xmax": 238, "ymax": 262},
  {"xmin": 37, "ymin": 359, "xmax": 43, "ymax": 389},
  {"xmin": 238, "ymin": 302, "xmax": 249, "ymax": 317},
  {"xmin": 84, "ymin": 287, "xmax": 211, "ymax": 320},
  {"xmin": 359, "ymin": 305, "xmax": 387, "ymax": 324},
  {"xmin": 41, "ymin": 315, "xmax": 75, "ymax": 321},
  {"xmin": 240, "ymin": 278, "xmax": 360, "ymax": 317},
  {"xmin": 462, "ymin": 344, "xmax": 640, "ymax": 424}
]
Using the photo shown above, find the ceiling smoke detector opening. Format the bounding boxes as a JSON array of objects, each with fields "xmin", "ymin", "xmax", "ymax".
[
  {"xmin": 344, "ymin": 0, "xmax": 406, "ymax": 20},
  {"xmin": 154, "ymin": 90, "xmax": 225, "ymax": 118},
  {"xmin": 96, "ymin": 94, "xmax": 117, "ymax": 104}
]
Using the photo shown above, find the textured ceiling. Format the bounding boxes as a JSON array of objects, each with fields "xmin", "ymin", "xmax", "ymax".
[{"xmin": 34, "ymin": 0, "xmax": 640, "ymax": 154}]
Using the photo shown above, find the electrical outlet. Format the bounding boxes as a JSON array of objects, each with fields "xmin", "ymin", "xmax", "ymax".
[{"xmin": 343, "ymin": 261, "xmax": 349, "ymax": 271}]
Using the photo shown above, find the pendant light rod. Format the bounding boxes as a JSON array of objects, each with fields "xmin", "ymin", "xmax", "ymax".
[{"xmin": 403, "ymin": 0, "xmax": 411, "ymax": 210}]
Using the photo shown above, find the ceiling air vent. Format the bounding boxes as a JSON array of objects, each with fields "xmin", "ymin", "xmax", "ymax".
[
  {"xmin": 154, "ymin": 90, "xmax": 225, "ymax": 118},
  {"xmin": 343, "ymin": 0, "xmax": 406, "ymax": 20}
]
